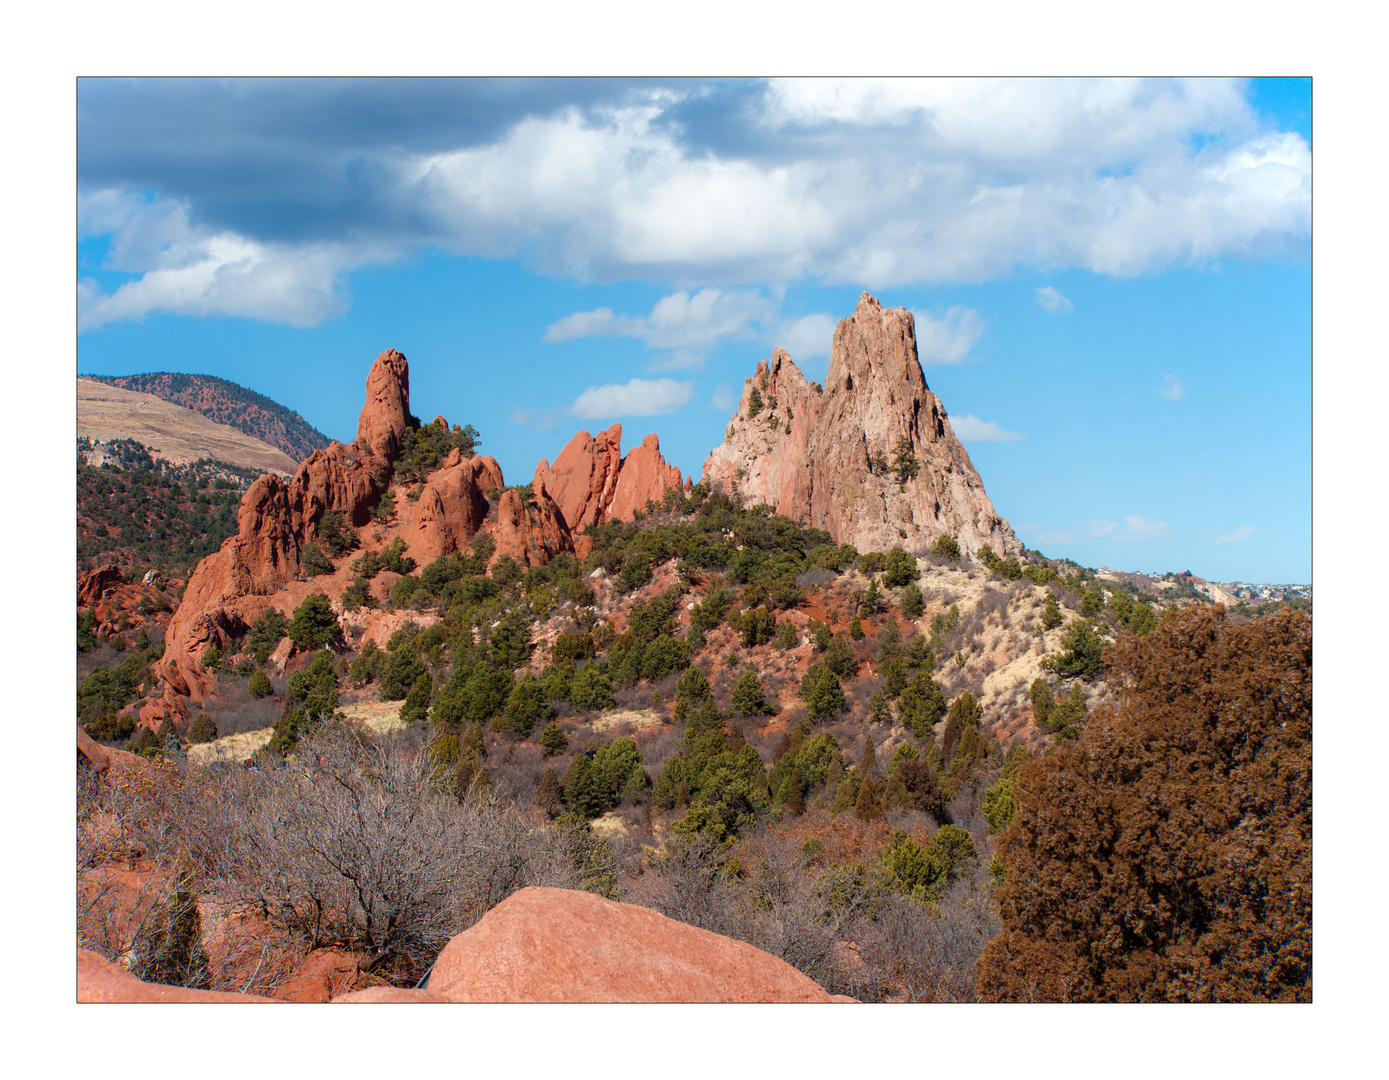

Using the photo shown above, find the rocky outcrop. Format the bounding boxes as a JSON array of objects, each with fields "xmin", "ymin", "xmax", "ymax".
[
  {"xmin": 78, "ymin": 565, "xmax": 125, "ymax": 608},
  {"xmin": 533, "ymin": 424, "xmax": 624, "ymax": 533},
  {"xmin": 703, "ymin": 293, "xmax": 1021, "ymax": 557},
  {"xmin": 534, "ymin": 423, "xmax": 685, "ymax": 535},
  {"xmin": 490, "ymin": 480, "xmax": 574, "ymax": 569},
  {"xmin": 608, "ymin": 433, "xmax": 686, "ymax": 521},
  {"xmin": 153, "ymin": 351, "xmax": 408, "ymax": 717},
  {"xmin": 78, "ymin": 950, "xmax": 276, "ymax": 1003},
  {"xmin": 355, "ymin": 348, "xmax": 411, "ymax": 459},
  {"xmin": 404, "ymin": 451, "xmax": 504, "ymax": 566},
  {"xmin": 79, "ymin": 887, "xmax": 849, "ymax": 1003}
]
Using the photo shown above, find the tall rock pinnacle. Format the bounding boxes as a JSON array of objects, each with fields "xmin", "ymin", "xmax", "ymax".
[{"xmin": 703, "ymin": 292, "xmax": 1021, "ymax": 557}]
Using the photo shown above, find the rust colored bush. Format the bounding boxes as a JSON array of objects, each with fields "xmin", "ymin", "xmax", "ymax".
[{"xmin": 978, "ymin": 606, "xmax": 1311, "ymax": 1002}]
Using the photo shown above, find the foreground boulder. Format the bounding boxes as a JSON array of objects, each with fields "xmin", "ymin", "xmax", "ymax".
[
  {"xmin": 704, "ymin": 292, "xmax": 1021, "ymax": 557},
  {"xmin": 78, "ymin": 950, "xmax": 275, "ymax": 1003},
  {"xmin": 421, "ymin": 886, "xmax": 842, "ymax": 1003}
]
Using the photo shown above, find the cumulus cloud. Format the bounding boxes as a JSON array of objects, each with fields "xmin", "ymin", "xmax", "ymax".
[
  {"xmin": 1216, "ymin": 523, "xmax": 1255, "ymax": 543},
  {"xmin": 77, "ymin": 78, "xmax": 1311, "ymax": 330},
  {"xmin": 545, "ymin": 288, "xmax": 771, "ymax": 369},
  {"xmin": 913, "ymin": 307, "xmax": 986, "ymax": 364},
  {"xmin": 569, "ymin": 378, "xmax": 693, "ymax": 419},
  {"xmin": 950, "ymin": 415, "xmax": 1024, "ymax": 442},
  {"xmin": 1160, "ymin": 374, "xmax": 1186, "ymax": 401},
  {"xmin": 1088, "ymin": 519, "xmax": 1117, "ymax": 539},
  {"xmin": 775, "ymin": 313, "xmax": 837, "ymax": 360},
  {"xmin": 76, "ymin": 189, "xmax": 378, "ymax": 331},
  {"xmin": 1036, "ymin": 286, "xmax": 1073, "ymax": 314},
  {"xmin": 708, "ymin": 383, "xmax": 738, "ymax": 412}
]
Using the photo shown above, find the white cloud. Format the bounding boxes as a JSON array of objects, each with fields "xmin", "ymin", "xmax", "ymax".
[
  {"xmin": 708, "ymin": 383, "xmax": 738, "ymax": 412},
  {"xmin": 78, "ymin": 79, "xmax": 1312, "ymax": 331},
  {"xmin": 544, "ymin": 287, "xmax": 771, "ymax": 369},
  {"xmin": 1216, "ymin": 523, "xmax": 1256, "ymax": 543},
  {"xmin": 1088, "ymin": 519, "xmax": 1117, "ymax": 539},
  {"xmin": 76, "ymin": 189, "xmax": 379, "ymax": 331},
  {"xmin": 913, "ymin": 307, "xmax": 985, "ymax": 364},
  {"xmin": 569, "ymin": 378, "xmax": 693, "ymax": 420},
  {"xmin": 1017, "ymin": 524, "xmax": 1077, "ymax": 545},
  {"xmin": 1118, "ymin": 515, "xmax": 1171, "ymax": 541},
  {"xmin": 1160, "ymin": 374, "xmax": 1186, "ymax": 401},
  {"xmin": 950, "ymin": 414, "xmax": 1024, "ymax": 442},
  {"xmin": 775, "ymin": 313, "xmax": 836, "ymax": 360},
  {"xmin": 1036, "ymin": 286, "xmax": 1073, "ymax": 314}
]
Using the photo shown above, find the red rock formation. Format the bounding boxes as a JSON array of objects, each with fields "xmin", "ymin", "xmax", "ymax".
[
  {"xmin": 535, "ymin": 423, "xmax": 685, "ymax": 534},
  {"xmin": 78, "ymin": 565, "xmax": 125, "ymax": 608},
  {"xmin": 703, "ymin": 293, "xmax": 1021, "ymax": 557},
  {"xmin": 153, "ymin": 352, "xmax": 408, "ymax": 718},
  {"xmin": 403, "ymin": 451, "xmax": 503, "ymax": 566},
  {"xmin": 533, "ymin": 423, "xmax": 624, "ymax": 533},
  {"xmin": 355, "ymin": 348, "xmax": 411, "ymax": 459},
  {"xmin": 490, "ymin": 480, "xmax": 574, "ymax": 569},
  {"xmin": 608, "ymin": 433, "xmax": 685, "ymax": 520},
  {"xmin": 424, "ymin": 886, "xmax": 842, "ymax": 1002}
]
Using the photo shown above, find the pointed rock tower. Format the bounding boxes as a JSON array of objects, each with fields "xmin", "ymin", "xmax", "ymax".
[{"xmin": 703, "ymin": 293, "xmax": 1021, "ymax": 557}]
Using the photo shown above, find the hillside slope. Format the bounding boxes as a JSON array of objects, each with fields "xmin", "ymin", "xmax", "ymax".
[
  {"xmin": 78, "ymin": 378, "xmax": 299, "ymax": 475},
  {"xmin": 87, "ymin": 371, "xmax": 329, "ymax": 461}
]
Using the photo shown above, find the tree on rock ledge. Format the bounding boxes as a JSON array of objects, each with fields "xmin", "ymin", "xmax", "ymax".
[{"xmin": 977, "ymin": 606, "xmax": 1311, "ymax": 1002}]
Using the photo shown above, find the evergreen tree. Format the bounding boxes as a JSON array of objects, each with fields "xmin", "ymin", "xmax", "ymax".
[
  {"xmin": 730, "ymin": 669, "xmax": 772, "ymax": 717},
  {"xmin": 400, "ymin": 672, "xmax": 432, "ymax": 724}
]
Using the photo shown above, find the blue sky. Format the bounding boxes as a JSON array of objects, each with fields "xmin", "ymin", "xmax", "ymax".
[{"xmin": 76, "ymin": 77, "xmax": 1311, "ymax": 583}]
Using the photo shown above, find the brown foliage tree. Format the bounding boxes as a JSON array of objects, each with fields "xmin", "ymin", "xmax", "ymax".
[{"xmin": 977, "ymin": 606, "xmax": 1311, "ymax": 1002}]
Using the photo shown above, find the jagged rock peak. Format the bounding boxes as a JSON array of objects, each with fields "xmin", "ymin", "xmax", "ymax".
[
  {"xmin": 534, "ymin": 423, "xmax": 685, "ymax": 534},
  {"xmin": 355, "ymin": 349, "xmax": 411, "ymax": 461},
  {"xmin": 702, "ymin": 293, "xmax": 1021, "ymax": 558}
]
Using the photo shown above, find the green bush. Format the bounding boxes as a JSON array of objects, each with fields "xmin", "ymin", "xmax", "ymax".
[
  {"xmin": 249, "ymin": 608, "xmax": 289, "ymax": 664},
  {"xmin": 187, "ymin": 713, "xmax": 218, "ymax": 745},
  {"xmin": 799, "ymin": 662, "xmax": 846, "ymax": 723},
  {"xmin": 400, "ymin": 672, "xmax": 433, "ymax": 724},
  {"xmin": 929, "ymin": 534, "xmax": 961, "ymax": 561},
  {"xmin": 1048, "ymin": 619, "xmax": 1106, "ymax": 681},
  {"xmin": 1040, "ymin": 592, "xmax": 1064, "ymax": 630},
  {"xmin": 883, "ymin": 546, "xmax": 918, "ymax": 587},
  {"xmin": 539, "ymin": 722, "xmax": 568, "ymax": 756},
  {"xmin": 248, "ymin": 670, "xmax": 273, "ymax": 699},
  {"xmin": 900, "ymin": 583, "xmax": 924, "ymax": 618},
  {"xmin": 299, "ymin": 542, "xmax": 334, "ymax": 577},
  {"xmin": 571, "ymin": 664, "xmax": 615, "ymax": 713},
  {"xmin": 730, "ymin": 669, "xmax": 772, "ymax": 717},
  {"xmin": 288, "ymin": 592, "xmax": 339, "ymax": 650}
]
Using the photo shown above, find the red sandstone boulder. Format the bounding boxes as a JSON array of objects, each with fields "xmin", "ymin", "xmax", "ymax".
[
  {"xmin": 425, "ymin": 886, "xmax": 841, "ymax": 1002},
  {"xmin": 274, "ymin": 947, "xmax": 377, "ymax": 1003},
  {"xmin": 355, "ymin": 348, "xmax": 411, "ymax": 460},
  {"xmin": 78, "ymin": 949, "xmax": 275, "ymax": 1003}
]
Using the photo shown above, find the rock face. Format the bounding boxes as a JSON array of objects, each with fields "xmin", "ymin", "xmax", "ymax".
[
  {"xmin": 534, "ymin": 423, "xmax": 686, "ymax": 535},
  {"xmin": 404, "ymin": 450, "xmax": 504, "ymax": 566},
  {"xmin": 703, "ymin": 293, "xmax": 1021, "ymax": 557},
  {"xmin": 490, "ymin": 482, "xmax": 574, "ymax": 569},
  {"xmin": 355, "ymin": 348, "xmax": 411, "ymax": 459}
]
